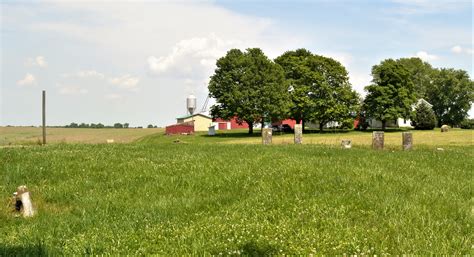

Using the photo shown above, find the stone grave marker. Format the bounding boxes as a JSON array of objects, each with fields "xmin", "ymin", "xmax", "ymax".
[
  {"xmin": 372, "ymin": 131, "xmax": 384, "ymax": 150},
  {"xmin": 402, "ymin": 132, "xmax": 413, "ymax": 150},
  {"xmin": 294, "ymin": 124, "xmax": 302, "ymax": 144},
  {"xmin": 341, "ymin": 139, "xmax": 352, "ymax": 149},
  {"xmin": 262, "ymin": 128, "xmax": 272, "ymax": 145}
]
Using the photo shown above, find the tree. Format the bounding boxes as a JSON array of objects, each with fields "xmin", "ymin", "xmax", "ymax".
[
  {"xmin": 67, "ymin": 122, "xmax": 78, "ymax": 128},
  {"xmin": 124, "ymin": 123, "xmax": 129, "ymax": 128},
  {"xmin": 96, "ymin": 123, "xmax": 105, "ymax": 128},
  {"xmin": 363, "ymin": 59, "xmax": 416, "ymax": 130},
  {"xmin": 308, "ymin": 54, "xmax": 359, "ymax": 132},
  {"xmin": 425, "ymin": 68, "xmax": 473, "ymax": 127},
  {"xmin": 114, "ymin": 123, "xmax": 123, "ymax": 128},
  {"xmin": 147, "ymin": 124, "xmax": 154, "ymax": 128},
  {"xmin": 275, "ymin": 49, "xmax": 359, "ymax": 132},
  {"xmin": 397, "ymin": 57, "xmax": 434, "ymax": 98},
  {"xmin": 209, "ymin": 48, "xmax": 290, "ymax": 134},
  {"xmin": 274, "ymin": 49, "xmax": 315, "ymax": 131},
  {"xmin": 412, "ymin": 101, "xmax": 436, "ymax": 130}
]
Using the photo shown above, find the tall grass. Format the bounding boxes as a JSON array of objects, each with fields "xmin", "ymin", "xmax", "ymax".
[{"xmin": 1, "ymin": 143, "xmax": 472, "ymax": 254}]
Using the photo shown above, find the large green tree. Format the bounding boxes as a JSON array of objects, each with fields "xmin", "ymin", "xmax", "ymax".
[
  {"xmin": 208, "ymin": 48, "xmax": 290, "ymax": 134},
  {"xmin": 364, "ymin": 59, "xmax": 416, "ymax": 130},
  {"xmin": 275, "ymin": 49, "xmax": 359, "ymax": 132},
  {"xmin": 426, "ymin": 68, "xmax": 474, "ymax": 127},
  {"xmin": 397, "ymin": 57, "xmax": 434, "ymax": 98}
]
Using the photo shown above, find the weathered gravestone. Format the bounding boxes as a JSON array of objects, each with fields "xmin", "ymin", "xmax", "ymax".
[
  {"xmin": 208, "ymin": 125, "xmax": 216, "ymax": 136},
  {"xmin": 402, "ymin": 132, "xmax": 413, "ymax": 150},
  {"xmin": 372, "ymin": 131, "xmax": 384, "ymax": 150},
  {"xmin": 441, "ymin": 125, "xmax": 449, "ymax": 132},
  {"xmin": 294, "ymin": 124, "xmax": 302, "ymax": 144},
  {"xmin": 13, "ymin": 185, "xmax": 35, "ymax": 218},
  {"xmin": 341, "ymin": 139, "xmax": 352, "ymax": 149},
  {"xmin": 262, "ymin": 128, "xmax": 272, "ymax": 145}
]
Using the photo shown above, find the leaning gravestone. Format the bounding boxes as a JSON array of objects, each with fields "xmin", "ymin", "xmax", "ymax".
[
  {"xmin": 441, "ymin": 125, "xmax": 449, "ymax": 132},
  {"xmin": 341, "ymin": 139, "xmax": 352, "ymax": 149},
  {"xmin": 13, "ymin": 185, "xmax": 35, "ymax": 218},
  {"xmin": 402, "ymin": 132, "xmax": 413, "ymax": 150},
  {"xmin": 372, "ymin": 131, "xmax": 384, "ymax": 150},
  {"xmin": 262, "ymin": 128, "xmax": 272, "ymax": 145},
  {"xmin": 294, "ymin": 124, "xmax": 302, "ymax": 144}
]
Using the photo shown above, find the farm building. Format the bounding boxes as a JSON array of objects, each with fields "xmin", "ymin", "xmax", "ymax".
[
  {"xmin": 176, "ymin": 113, "xmax": 212, "ymax": 132},
  {"xmin": 366, "ymin": 98, "xmax": 433, "ymax": 129},
  {"xmin": 165, "ymin": 113, "xmax": 212, "ymax": 134},
  {"xmin": 165, "ymin": 122, "xmax": 194, "ymax": 135},
  {"xmin": 212, "ymin": 117, "xmax": 249, "ymax": 130}
]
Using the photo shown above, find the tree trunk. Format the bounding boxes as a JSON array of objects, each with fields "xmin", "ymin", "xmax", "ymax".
[
  {"xmin": 247, "ymin": 121, "xmax": 253, "ymax": 134},
  {"xmin": 302, "ymin": 119, "xmax": 305, "ymax": 133},
  {"xmin": 261, "ymin": 117, "xmax": 265, "ymax": 133},
  {"xmin": 319, "ymin": 122, "xmax": 324, "ymax": 132},
  {"xmin": 382, "ymin": 120, "xmax": 386, "ymax": 131}
]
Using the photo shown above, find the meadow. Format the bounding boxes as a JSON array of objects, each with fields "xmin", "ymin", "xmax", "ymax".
[
  {"xmin": 0, "ymin": 127, "xmax": 163, "ymax": 146},
  {"xmin": 0, "ymin": 128, "xmax": 472, "ymax": 255}
]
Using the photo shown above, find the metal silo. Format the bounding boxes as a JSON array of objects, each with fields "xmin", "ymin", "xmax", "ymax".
[{"xmin": 187, "ymin": 94, "xmax": 197, "ymax": 115}]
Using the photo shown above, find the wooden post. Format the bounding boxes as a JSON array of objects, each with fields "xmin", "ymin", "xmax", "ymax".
[
  {"xmin": 294, "ymin": 124, "xmax": 302, "ymax": 144},
  {"xmin": 42, "ymin": 90, "xmax": 46, "ymax": 145}
]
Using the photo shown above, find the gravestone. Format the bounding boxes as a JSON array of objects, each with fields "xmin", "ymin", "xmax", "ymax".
[
  {"xmin": 372, "ymin": 131, "xmax": 384, "ymax": 150},
  {"xmin": 341, "ymin": 139, "xmax": 352, "ymax": 149},
  {"xmin": 262, "ymin": 128, "xmax": 272, "ymax": 145},
  {"xmin": 13, "ymin": 185, "xmax": 35, "ymax": 218},
  {"xmin": 208, "ymin": 125, "xmax": 216, "ymax": 136},
  {"xmin": 441, "ymin": 125, "xmax": 449, "ymax": 132},
  {"xmin": 294, "ymin": 124, "xmax": 302, "ymax": 144},
  {"xmin": 402, "ymin": 132, "xmax": 413, "ymax": 150}
]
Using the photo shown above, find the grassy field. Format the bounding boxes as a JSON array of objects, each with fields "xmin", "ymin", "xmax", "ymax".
[
  {"xmin": 0, "ymin": 127, "xmax": 164, "ymax": 146},
  {"xmin": 1, "ymin": 128, "xmax": 473, "ymax": 254}
]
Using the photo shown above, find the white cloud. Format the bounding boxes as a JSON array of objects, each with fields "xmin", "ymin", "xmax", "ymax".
[
  {"xmin": 26, "ymin": 56, "xmax": 47, "ymax": 68},
  {"xmin": 58, "ymin": 84, "xmax": 88, "ymax": 95},
  {"xmin": 63, "ymin": 70, "xmax": 105, "ymax": 79},
  {"xmin": 17, "ymin": 73, "xmax": 36, "ymax": 86},
  {"xmin": 451, "ymin": 45, "xmax": 472, "ymax": 55},
  {"xmin": 108, "ymin": 75, "xmax": 140, "ymax": 91},
  {"xmin": 451, "ymin": 45, "xmax": 463, "ymax": 54},
  {"xmin": 148, "ymin": 33, "xmax": 241, "ymax": 79},
  {"xmin": 415, "ymin": 51, "xmax": 439, "ymax": 61}
]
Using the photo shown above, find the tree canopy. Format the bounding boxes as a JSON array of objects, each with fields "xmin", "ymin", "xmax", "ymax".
[
  {"xmin": 426, "ymin": 68, "xmax": 474, "ymax": 126},
  {"xmin": 275, "ymin": 49, "xmax": 359, "ymax": 131},
  {"xmin": 363, "ymin": 59, "xmax": 416, "ymax": 130},
  {"xmin": 209, "ymin": 48, "xmax": 290, "ymax": 134}
]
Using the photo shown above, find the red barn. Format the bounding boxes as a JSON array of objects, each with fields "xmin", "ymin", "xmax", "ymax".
[
  {"xmin": 213, "ymin": 117, "xmax": 249, "ymax": 130},
  {"xmin": 165, "ymin": 122, "xmax": 194, "ymax": 135}
]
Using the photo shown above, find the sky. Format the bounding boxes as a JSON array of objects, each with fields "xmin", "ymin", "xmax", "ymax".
[{"xmin": 1, "ymin": 0, "xmax": 472, "ymax": 127}]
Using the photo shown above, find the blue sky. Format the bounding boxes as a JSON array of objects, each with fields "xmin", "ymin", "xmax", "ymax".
[{"xmin": 1, "ymin": 0, "xmax": 472, "ymax": 126}]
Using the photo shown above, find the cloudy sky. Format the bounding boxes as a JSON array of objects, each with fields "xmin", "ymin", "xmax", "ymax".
[{"xmin": 1, "ymin": 0, "xmax": 472, "ymax": 127}]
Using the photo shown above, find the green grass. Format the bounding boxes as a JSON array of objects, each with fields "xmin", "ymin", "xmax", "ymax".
[{"xmin": 1, "ymin": 142, "xmax": 472, "ymax": 255}]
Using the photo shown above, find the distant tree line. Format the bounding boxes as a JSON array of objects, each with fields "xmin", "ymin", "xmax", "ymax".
[
  {"xmin": 63, "ymin": 123, "xmax": 159, "ymax": 128},
  {"xmin": 208, "ymin": 48, "xmax": 473, "ymax": 133}
]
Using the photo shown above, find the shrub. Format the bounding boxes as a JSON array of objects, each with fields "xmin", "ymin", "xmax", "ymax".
[
  {"xmin": 460, "ymin": 119, "xmax": 474, "ymax": 129},
  {"xmin": 412, "ymin": 102, "xmax": 436, "ymax": 130}
]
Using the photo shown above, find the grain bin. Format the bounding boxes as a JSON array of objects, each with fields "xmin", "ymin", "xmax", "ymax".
[{"xmin": 187, "ymin": 94, "xmax": 197, "ymax": 115}]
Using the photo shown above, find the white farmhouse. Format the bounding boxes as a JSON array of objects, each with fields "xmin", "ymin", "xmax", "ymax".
[{"xmin": 368, "ymin": 99, "xmax": 433, "ymax": 129}]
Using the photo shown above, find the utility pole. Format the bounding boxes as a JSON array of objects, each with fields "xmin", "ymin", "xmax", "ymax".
[{"xmin": 42, "ymin": 90, "xmax": 46, "ymax": 145}]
